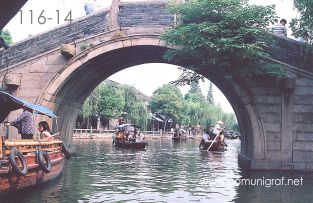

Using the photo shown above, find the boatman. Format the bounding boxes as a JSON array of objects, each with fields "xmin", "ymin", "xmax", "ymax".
[
  {"xmin": 212, "ymin": 120, "xmax": 224, "ymax": 139},
  {"xmin": 5, "ymin": 108, "xmax": 34, "ymax": 139}
]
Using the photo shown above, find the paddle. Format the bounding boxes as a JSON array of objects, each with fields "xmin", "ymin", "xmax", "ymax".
[
  {"xmin": 42, "ymin": 132, "xmax": 60, "ymax": 140},
  {"xmin": 207, "ymin": 126, "xmax": 226, "ymax": 151}
]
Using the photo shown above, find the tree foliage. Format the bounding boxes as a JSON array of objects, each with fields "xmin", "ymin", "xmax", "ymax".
[
  {"xmin": 123, "ymin": 85, "xmax": 149, "ymax": 130},
  {"xmin": 97, "ymin": 84, "xmax": 125, "ymax": 119},
  {"xmin": 149, "ymin": 84, "xmax": 184, "ymax": 123},
  {"xmin": 290, "ymin": 0, "xmax": 313, "ymax": 40},
  {"xmin": 79, "ymin": 82, "xmax": 149, "ymax": 129},
  {"xmin": 1, "ymin": 30, "xmax": 12, "ymax": 45},
  {"xmin": 150, "ymin": 82, "xmax": 238, "ymax": 131},
  {"xmin": 206, "ymin": 82, "xmax": 214, "ymax": 104},
  {"xmin": 162, "ymin": 0, "xmax": 283, "ymax": 82}
]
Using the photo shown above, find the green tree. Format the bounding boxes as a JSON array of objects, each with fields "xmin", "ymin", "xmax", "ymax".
[
  {"xmin": 162, "ymin": 0, "xmax": 283, "ymax": 82},
  {"xmin": 290, "ymin": 0, "xmax": 313, "ymax": 40},
  {"xmin": 123, "ymin": 85, "xmax": 149, "ymax": 130},
  {"xmin": 1, "ymin": 30, "xmax": 12, "ymax": 45},
  {"xmin": 98, "ymin": 83, "xmax": 125, "ymax": 119},
  {"xmin": 206, "ymin": 82, "xmax": 214, "ymax": 104},
  {"xmin": 150, "ymin": 84, "xmax": 184, "ymax": 127}
]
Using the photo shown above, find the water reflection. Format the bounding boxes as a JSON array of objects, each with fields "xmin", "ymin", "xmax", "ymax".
[{"xmin": 2, "ymin": 139, "xmax": 313, "ymax": 203}]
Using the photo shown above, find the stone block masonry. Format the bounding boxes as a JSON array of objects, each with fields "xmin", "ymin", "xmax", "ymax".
[{"xmin": 0, "ymin": 10, "xmax": 110, "ymax": 68}]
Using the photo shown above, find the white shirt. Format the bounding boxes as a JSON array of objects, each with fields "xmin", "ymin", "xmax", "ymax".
[
  {"xmin": 272, "ymin": 23, "xmax": 287, "ymax": 37},
  {"xmin": 203, "ymin": 133, "xmax": 209, "ymax": 142},
  {"xmin": 212, "ymin": 124, "xmax": 222, "ymax": 135}
]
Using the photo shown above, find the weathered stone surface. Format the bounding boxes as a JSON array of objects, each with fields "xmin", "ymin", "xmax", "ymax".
[
  {"xmin": 293, "ymin": 151, "xmax": 313, "ymax": 162},
  {"xmin": 294, "ymin": 86, "xmax": 313, "ymax": 95},
  {"xmin": 293, "ymin": 113, "xmax": 313, "ymax": 124},
  {"xmin": 267, "ymin": 133, "xmax": 282, "ymax": 142},
  {"xmin": 294, "ymin": 105, "xmax": 313, "ymax": 113},
  {"xmin": 281, "ymin": 163, "xmax": 294, "ymax": 170},
  {"xmin": 47, "ymin": 53, "xmax": 68, "ymax": 65},
  {"xmin": 296, "ymin": 78, "xmax": 313, "ymax": 86},
  {"xmin": 264, "ymin": 123, "xmax": 281, "ymax": 133},
  {"xmin": 0, "ymin": 9, "xmax": 109, "ymax": 68},
  {"xmin": 60, "ymin": 44, "xmax": 76, "ymax": 58},
  {"xmin": 251, "ymin": 159, "xmax": 271, "ymax": 170},
  {"xmin": 296, "ymin": 133, "xmax": 313, "ymax": 141},
  {"xmin": 262, "ymin": 113, "xmax": 281, "ymax": 123},
  {"xmin": 251, "ymin": 87, "xmax": 280, "ymax": 95},
  {"xmin": 293, "ymin": 163, "xmax": 306, "ymax": 170},
  {"xmin": 293, "ymin": 124, "xmax": 313, "ymax": 133},
  {"xmin": 270, "ymin": 161, "xmax": 282, "ymax": 169},
  {"xmin": 295, "ymin": 95, "xmax": 313, "ymax": 105},
  {"xmin": 4, "ymin": 73, "xmax": 21, "ymax": 87},
  {"xmin": 268, "ymin": 141, "xmax": 281, "ymax": 151},
  {"xmin": 254, "ymin": 95, "xmax": 281, "ymax": 104},
  {"xmin": 305, "ymin": 163, "xmax": 313, "ymax": 170},
  {"xmin": 293, "ymin": 142, "xmax": 313, "ymax": 151},
  {"xmin": 258, "ymin": 104, "xmax": 281, "ymax": 114}
]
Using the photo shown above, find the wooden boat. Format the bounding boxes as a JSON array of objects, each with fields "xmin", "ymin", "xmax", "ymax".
[
  {"xmin": 113, "ymin": 124, "xmax": 148, "ymax": 149},
  {"xmin": 172, "ymin": 129, "xmax": 187, "ymax": 141},
  {"xmin": 0, "ymin": 91, "xmax": 70, "ymax": 196},
  {"xmin": 172, "ymin": 137, "xmax": 181, "ymax": 142},
  {"xmin": 0, "ymin": 139, "xmax": 69, "ymax": 196},
  {"xmin": 199, "ymin": 139, "xmax": 226, "ymax": 151},
  {"xmin": 113, "ymin": 138, "xmax": 147, "ymax": 149}
]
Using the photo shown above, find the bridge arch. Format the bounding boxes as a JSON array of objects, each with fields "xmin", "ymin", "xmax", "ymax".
[{"xmin": 37, "ymin": 35, "xmax": 267, "ymax": 166}]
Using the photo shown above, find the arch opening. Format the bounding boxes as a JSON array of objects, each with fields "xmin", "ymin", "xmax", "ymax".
[{"xmin": 39, "ymin": 42, "xmax": 267, "ymax": 169}]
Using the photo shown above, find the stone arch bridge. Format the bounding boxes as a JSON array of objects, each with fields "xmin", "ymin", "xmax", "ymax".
[{"xmin": 1, "ymin": 0, "xmax": 313, "ymax": 171}]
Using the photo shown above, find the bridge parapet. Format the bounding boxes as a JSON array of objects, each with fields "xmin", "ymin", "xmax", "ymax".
[
  {"xmin": 0, "ymin": 9, "xmax": 110, "ymax": 69},
  {"xmin": 0, "ymin": 0, "xmax": 311, "ymax": 74}
]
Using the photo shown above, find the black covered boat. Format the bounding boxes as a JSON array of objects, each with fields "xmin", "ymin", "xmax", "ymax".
[
  {"xmin": 113, "ymin": 138, "xmax": 147, "ymax": 149},
  {"xmin": 113, "ymin": 124, "xmax": 148, "ymax": 149}
]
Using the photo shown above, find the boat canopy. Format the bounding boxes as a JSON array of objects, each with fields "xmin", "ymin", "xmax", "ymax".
[
  {"xmin": 116, "ymin": 124, "xmax": 141, "ymax": 130},
  {"xmin": 0, "ymin": 91, "xmax": 58, "ymax": 123}
]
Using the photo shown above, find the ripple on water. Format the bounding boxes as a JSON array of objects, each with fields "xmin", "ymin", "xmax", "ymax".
[{"xmin": 3, "ymin": 139, "xmax": 313, "ymax": 203}]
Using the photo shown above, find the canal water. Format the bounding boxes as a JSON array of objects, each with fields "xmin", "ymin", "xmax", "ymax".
[{"xmin": 2, "ymin": 139, "xmax": 313, "ymax": 203}]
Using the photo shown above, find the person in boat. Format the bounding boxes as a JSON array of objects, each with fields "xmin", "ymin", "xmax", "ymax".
[
  {"xmin": 173, "ymin": 129, "xmax": 179, "ymax": 138},
  {"xmin": 38, "ymin": 121, "xmax": 53, "ymax": 140},
  {"xmin": 118, "ymin": 117, "xmax": 125, "ymax": 125},
  {"xmin": 199, "ymin": 130, "xmax": 210, "ymax": 149},
  {"xmin": 130, "ymin": 128, "xmax": 138, "ymax": 142},
  {"xmin": 5, "ymin": 107, "xmax": 34, "ymax": 139},
  {"xmin": 124, "ymin": 130, "xmax": 130, "ymax": 141},
  {"xmin": 211, "ymin": 120, "xmax": 224, "ymax": 140},
  {"xmin": 217, "ymin": 128, "xmax": 228, "ymax": 147},
  {"xmin": 135, "ymin": 129, "xmax": 145, "ymax": 142}
]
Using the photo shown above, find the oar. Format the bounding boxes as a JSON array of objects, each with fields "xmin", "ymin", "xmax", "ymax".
[
  {"xmin": 42, "ymin": 132, "xmax": 60, "ymax": 140},
  {"xmin": 207, "ymin": 126, "xmax": 226, "ymax": 151},
  {"xmin": 207, "ymin": 133, "xmax": 219, "ymax": 151}
]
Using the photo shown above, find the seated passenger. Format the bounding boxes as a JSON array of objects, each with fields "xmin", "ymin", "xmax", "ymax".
[
  {"xmin": 203, "ymin": 131, "xmax": 210, "ymax": 143},
  {"xmin": 173, "ymin": 129, "xmax": 179, "ymax": 137},
  {"xmin": 136, "ymin": 129, "xmax": 145, "ymax": 142},
  {"xmin": 124, "ymin": 130, "xmax": 130, "ymax": 141},
  {"xmin": 38, "ymin": 121, "xmax": 53, "ymax": 140}
]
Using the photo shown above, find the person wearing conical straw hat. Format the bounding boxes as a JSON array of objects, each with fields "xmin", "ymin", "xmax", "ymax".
[{"xmin": 212, "ymin": 120, "xmax": 224, "ymax": 138}]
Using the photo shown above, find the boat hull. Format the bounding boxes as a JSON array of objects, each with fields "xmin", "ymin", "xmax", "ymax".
[
  {"xmin": 0, "ymin": 151, "xmax": 64, "ymax": 196},
  {"xmin": 172, "ymin": 137, "xmax": 181, "ymax": 142},
  {"xmin": 199, "ymin": 139, "xmax": 226, "ymax": 151},
  {"xmin": 113, "ymin": 139, "xmax": 147, "ymax": 149}
]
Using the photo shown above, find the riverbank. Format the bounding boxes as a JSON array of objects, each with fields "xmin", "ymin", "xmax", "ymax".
[{"xmin": 73, "ymin": 133, "xmax": 201, "ymax": 140}]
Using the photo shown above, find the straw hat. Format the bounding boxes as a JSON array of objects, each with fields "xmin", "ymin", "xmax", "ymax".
[{"xmin": 217, "ymin": 120, "xmax": 224, "ymax": 125}]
